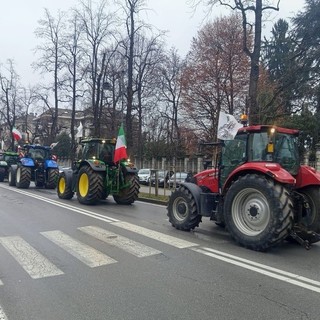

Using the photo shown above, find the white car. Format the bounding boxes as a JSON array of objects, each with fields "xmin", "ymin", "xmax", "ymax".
[{"xmin": 138, "ymin": 168, "xmax": 151, "ymax": 185}]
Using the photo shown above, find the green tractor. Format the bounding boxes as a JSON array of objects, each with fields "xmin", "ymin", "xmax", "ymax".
[
  {"xmin": 57, "ymin": 137, "xmax": 140, "ymax": 205},
  {"xmin": 0, "ymin": 151, "xmax": 19, "ymax": 182}
]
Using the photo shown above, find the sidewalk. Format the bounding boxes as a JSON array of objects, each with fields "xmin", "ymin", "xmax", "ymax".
[{"xmin": 139, "ymin": 185, "xmax": 172, "ymax": 196}]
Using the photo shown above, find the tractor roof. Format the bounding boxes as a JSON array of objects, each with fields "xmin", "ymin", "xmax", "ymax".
[
  {"xmin": 80, "ymin": 137, "xmax": 116, "ymax": 145},
  {"xmin": 23, "ymin": 144, "xmax": 52, "ymax": 151},
  {"xmin": 238, "ymin": 125, "xmax": 299, "ymax": 135}
]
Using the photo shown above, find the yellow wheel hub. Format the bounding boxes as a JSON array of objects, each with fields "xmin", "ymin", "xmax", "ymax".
[
  {"xmin": 78, "ymin": 173, "xmax": 89, "ymax": 197},
  {"xmin": 59, "ymin": 177, "xmax": 66, "ymax": 194}
]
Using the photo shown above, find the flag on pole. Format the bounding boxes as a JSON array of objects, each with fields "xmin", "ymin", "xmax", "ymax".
[
  {"xmin": 75, "ymin": 122, "xmax": 83, "ymax": 138},
  {"xmin": 114, "ymin": 124, "xmax": 128, "ymax": 163},
  {"xmin": 12, "ymin": 127, "xmax": 22, "ymax": 141},
  {"xmin": 217, "ymin": 112, "xmax": 242, "ymax": 140}
]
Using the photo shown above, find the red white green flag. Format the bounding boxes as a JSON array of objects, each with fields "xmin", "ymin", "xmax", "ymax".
[
  {"xmin": 12, "ymin": 127, "xmax": 22, "ymax": 141},
  {"xmin": 114, "ymin": 124, "xmax": 128, "ymax": 163}
]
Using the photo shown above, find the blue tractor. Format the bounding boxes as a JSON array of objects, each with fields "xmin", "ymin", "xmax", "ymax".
[{"xmin": 8, "ymin": 144, "xmax": 59, "ymax": 189}]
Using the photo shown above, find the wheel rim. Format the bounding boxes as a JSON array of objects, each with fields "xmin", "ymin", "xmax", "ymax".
[
  {"xmin": 16, "ymin": 168, "xmax": 21, "ymax": 183},
  {"xmin": 172, "ymin": 196, "xmax": 188, "ymax": 221},
  {"xmin": 78, "ymin": 173, "xmax": 89, "ymax": 197},
  {"xmin": 59, "ymin": 177, "xmax": 66, "ymax": 194},
  {"xmin": 232, "ymin": 188, "xmax": 270, "ymax": 236}
]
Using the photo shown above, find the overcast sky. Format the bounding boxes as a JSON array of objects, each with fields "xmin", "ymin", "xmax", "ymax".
[{"xmin": 0, "ymin": 0, "xmax": 305, "ymax": 86}]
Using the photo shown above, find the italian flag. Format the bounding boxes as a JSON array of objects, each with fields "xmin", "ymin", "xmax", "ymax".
[
  {"xmin": 12, "ymin": 127, "xmax": 22, "ymax": 141},
  {"xmin": 114, "ymin": 124, "xmax": 128, "ymax": 163}
]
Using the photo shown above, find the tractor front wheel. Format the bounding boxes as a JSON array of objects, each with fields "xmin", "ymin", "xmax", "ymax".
[
  {"xmin": 16, "ymin": 166, "xmax": 31, "ymax": 189},
  {"xmin": 8, "ymin": 167, "xmax": 16, "ymax": 186},
  {"xmin": 167, "ymin": 185, "xmax": 202, "ymax": 231},
  {"xmin": 77, "ymin": 166, "xmax": 104, "ymax": 205},
  {"xmin": 57, "ymin": 172, "xmax": 74, "ymax": 199},
  {"xmin": 113, "ymin": 174, "xmax": 139, "ymax": 205},
  {"xmin": 224, "ymin": 174, "xmax": 293, "ymax": 251}
]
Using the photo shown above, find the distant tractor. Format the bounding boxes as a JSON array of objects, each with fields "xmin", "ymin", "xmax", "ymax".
[
  {"xmin": 167, "ymin": 122, "xmax": 320, "ymax": 251},
  {"xmin": 0, "ymin": 151, "xmax": 19, "ymax": 182},
  {"xmin": 8, "ymin": 145, "xmax": 59, "ymax": 189},
  {"xmin": 57, "ymin": 138, "xmax": 139, "ymax": 205}
]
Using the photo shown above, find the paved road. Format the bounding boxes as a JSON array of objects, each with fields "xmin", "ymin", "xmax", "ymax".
[{"xmin": 0, "ymin": 183, "xmax": 320, "ymax": 320}]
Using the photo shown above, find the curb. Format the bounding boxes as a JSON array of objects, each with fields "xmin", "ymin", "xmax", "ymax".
[{"xmin": 137, "ymin": 197, "xmax": 167, "ymax": 206}]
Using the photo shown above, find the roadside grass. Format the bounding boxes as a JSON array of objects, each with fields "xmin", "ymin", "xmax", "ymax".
[{"xmin": 138, "ymin": 192, "xmax": 169, "ymax": 203}]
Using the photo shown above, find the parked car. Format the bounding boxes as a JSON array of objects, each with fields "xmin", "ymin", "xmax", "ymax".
[
  {"xmin": 150, "ymin": 170, "xmax": 173, "ymax": 188},
  {"xmin": 138, "ymin": 168, "xmax": 151, "ymax": 185},
  {"xmin": 168, "ymin": 172, "xmax": 189, "ymax": 188}
]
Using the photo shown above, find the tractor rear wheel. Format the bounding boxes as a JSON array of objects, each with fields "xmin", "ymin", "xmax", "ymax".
[
  {"xmin": 167, "ymin": 185, "xmax": 202, "ymax": 231},
  {"xmin": 16, "ymin": 166, "xmax": 31, "ymax": 189},
  {"xmin": 113, "ymin": 173, "xmax": 140, "ymax": 205},
  {"xmin": 57, "ymin": 172, "xmax": 74, "ymax": 199},
  {"xmin": 8, "ymin": 167, "xmax": 16, "ymax": 186},
  {"xmin": 298, "ymin": 187, "xmax": 320, "ymax": 244},
  {"xmin": 45, "ymin": 168, "xmax": 59, "ymax": 189},
  {"xmin": 224, "ymin": 174, "xmax": 293, "ymax": 251},
  {"xmin": 77, "ymin": 166, "xmax": 104, "ymax": 205}
]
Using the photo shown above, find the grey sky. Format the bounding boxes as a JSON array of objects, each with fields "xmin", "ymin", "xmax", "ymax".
[{"xmin": 0, "ymin": 0, "xmax": 305, "ymax": 86}]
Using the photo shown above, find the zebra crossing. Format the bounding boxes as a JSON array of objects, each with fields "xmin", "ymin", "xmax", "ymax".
[{"xmin": 0, "ymin": 223, "xmax": 198, "ymax": 284}]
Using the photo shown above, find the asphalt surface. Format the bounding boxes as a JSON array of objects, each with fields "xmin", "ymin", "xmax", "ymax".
[{"xmin": 0, "ymin": 183, "xmax": 320, "ymax": 320}]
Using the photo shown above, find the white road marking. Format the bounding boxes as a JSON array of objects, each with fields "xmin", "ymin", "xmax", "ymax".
[
  {"xmin": 0, "ymin": 305, "xmax": 8, "ymax": 320},
  {"xmin": 0, "ymin": 185, "xmax": 119, "ymax": 223},
  {"xmin": 79, "ymin": 226, "xmax": 161, "ymax": 257},
  {"xmin": 0, "ymin": 236, "xmax": 64, "ymax": 279},
  {"xmin": 192, "ymin": 247, "xmax": 320, "ymax": 293},
  {"xmin": 2, "ymin": 184, "xmax": 320, "ymax": 294},
  {"xmin": 111, "ymin": 221, "xmax": 198, "ymax": 249},
  {"xmin": 0, "ymin": 280, "xmax": 3, "ymax": 286},
  {"xmin": 41, "ymin": 230, "xmax": 117, "ymax": 267}
]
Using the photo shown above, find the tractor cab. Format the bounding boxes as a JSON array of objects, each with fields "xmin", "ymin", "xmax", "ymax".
[
  {"xmin": 220, "ymin": 125, "xmax": 300, "ymax": 186},
  {"xmin": 79, "ymin": 138, "xmax": 116, "ymax": 165}
]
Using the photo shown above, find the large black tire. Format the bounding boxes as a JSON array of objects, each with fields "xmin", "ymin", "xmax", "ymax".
[
  {"xmin": 0, "ymin": 168, "xmax": 5, "ymax": 182},
  {"xmin": 57, "ymin": 172, "xmax": 74, "ymax": 199},
  {"xmin": 45, "ymin": 168, "xmax": 59, "ymax": 189},
  {"xmin": 76, "ymin": 166, "xmax": 104, "ymax": 205},
  {"xmin": 297, "ymin": 187, "xmax": 320, "ymax": 244},
  {"xmin": 167, "ymin": 185, "xmax": 202, "ymax": 231},
  {"xmin": 16, "ymin": 166, "xmax": 31, "ymax": 189},
  {"xmin": 8, "ymin": 167, "xmax": 16, "ymax": 186},
  {"xmin": 113, "ymin": 174, "xmax": 140, "ymax": 205},
  {"xmin": 224, "ymin": 174, "xmax": 294, "ymax": 251}
]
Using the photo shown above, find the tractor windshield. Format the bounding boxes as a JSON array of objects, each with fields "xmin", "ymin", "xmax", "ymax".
[
  {"xmin": 247, "ymin": 129, "xmax": 300, "ymax": 175},
  {"xmin": 274, "ymin": 133, "xmax": 300, "ymax": 175},
  {"xmin": 82, "ymin": 140, "xmax": 115, "ymax": 163},
  {"xmin": 28, "ymin": 148, "xmax": 49, "ymax": 160}
]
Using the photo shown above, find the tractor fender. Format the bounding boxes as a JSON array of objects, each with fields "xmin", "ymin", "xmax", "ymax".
[
  {"xmin": 121, "ymin": 165, "xmax": 139, "ymax": 174},
  {"xmin": 44, "ymin": 159, "xmax": 59, "ymax": 169},
  {"xmin": 294, "ymin": 165, "xmax": 320, "ymax": 189},
  {"xmin": 83, "ymin": 160, "xmax": 106, "ymax": 172},
  {"xmin": 20, "ymin": 158, "xmax": 35, "ymax": 167},
  {"xmin": 178, "ymin": 182, "xmax": 202, "ymax": 211},
  {"xmin": 223, "ymin": 162, "xmax": 296, "ymax": 191}
]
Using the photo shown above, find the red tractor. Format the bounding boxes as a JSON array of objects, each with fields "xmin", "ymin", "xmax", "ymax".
[{"xmin": 167, "ymin": 123, "xmax": 320, "ymax": 251}]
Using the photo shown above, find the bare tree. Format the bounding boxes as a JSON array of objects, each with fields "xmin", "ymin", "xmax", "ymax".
[
  {"xmin": 61, "ymin": 9, "xmax": 87, "ymax": 160},
  {"xmin": 159, "ymin": 48, "xmax": 184, "ymax": 158},
  {"xmin": 0, "ymin": 60, "xmax": 25, "ymax": 150},
  {"xmin": 34, "ymin": 8, "xmax": 67, "ymax": 142},
  {"xmin": 181, "ymin": 14, "xmax": 249, "ymax": 141},
  {"xmin": 115, "ymin": 0, "xmax": 148, "ymax": 152},
  {"xmin": 192, "ymin": 0, "xmax": 280, "ymax": 124},
  {"xmin": 76, "ymin": 0, "xmax": 115, "ymax": 137}
]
